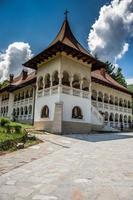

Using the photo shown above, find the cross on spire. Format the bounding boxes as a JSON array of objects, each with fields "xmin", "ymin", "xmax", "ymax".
[{"xmin": 64, "ymin": 9, "xmax": 69, "ymax": 19}]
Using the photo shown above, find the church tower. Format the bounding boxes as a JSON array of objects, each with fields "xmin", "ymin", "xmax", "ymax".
[{"xmin": 24, "ymin": 13, "xmax": 105, "ymax": 133}]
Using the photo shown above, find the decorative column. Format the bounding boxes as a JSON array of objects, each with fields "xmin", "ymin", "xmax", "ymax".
[
  {"xmin": 80, "ymin": 78, "xmax": 83, "ymax": 97},
  {"xmin": 58, "ymin": 72, "xmax": 63, "ymax": 94}
]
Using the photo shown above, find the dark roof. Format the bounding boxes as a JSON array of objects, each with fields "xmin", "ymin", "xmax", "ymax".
[
  {"xmin": 23, "ymin": 18, "xmax": 106, "ymax": 70},
  {"xmin": 91, "ymin": 69, "xmax": 133, "ymax": 96},
  {"xmin": 0, "ymin": 71, "xmax": 36, "ymax": 93}
]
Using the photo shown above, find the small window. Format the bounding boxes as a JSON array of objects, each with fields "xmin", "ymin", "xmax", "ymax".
[
  {"xmin": 72, "ymin": 106, "xmax": 83, "ymax": 119},
  {"xmin": 41, "ymin": 105, "xmax": 49, "ymax": 118}
]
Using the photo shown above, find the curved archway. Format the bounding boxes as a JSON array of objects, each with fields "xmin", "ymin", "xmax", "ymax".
[
  {"xmin": 92, "ymin": 90, "xmax": 97, "ymax": 100},
  {"xmin": 38, "ymin": 76, "xmax": 44, "ymax": 90},
  {"xmin": 109, "ymin": 95, "xmax": 114, "ymax": 104},
  {"xmin": 45, "ymin": 74, "xmax": 51, "ymax": 88},
  {"xmin": 115, "ymin": 113, "xmax": 119, "ymax": 122},
  {"xmin": 41, "ymin": 105, "xmax": 49, "ymax": 118},
  {"xmin": 104, "ymin": 112, "xmax": 109, "ymax": 121},
  {"xmin": 82, "ymin": 78, "xmax": 89, "ymax": 91},
  {"xmin": 29, "ymin": 105, "xmax": 32, "ymax": 115},
  {"xmin": 72, "ymin": 106, "xmax": 83, "ymax": 119},
  {"xmin": 72, "ymin": 74, "xmax": 80, "ymax": 89},
  {"xmin": 98, "ymin": 91, "xmax": 103, "ymax": 102},
  {"xmin": 109, "ymin": 113, "xmax": 114, "ymax": 121},
  {"xmin": 62, "ymin": 71, "xmax": 70, "ymax": 86},
  {"xmin": 52, "ymin": 71, "xmax": 59, "ymax": 86},
  {"xmin": 104, "ymin": 93, "xmax": 109, "ymax": 103}
]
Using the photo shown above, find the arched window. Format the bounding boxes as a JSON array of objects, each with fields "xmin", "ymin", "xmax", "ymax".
[
  {"xmin": 82, "ymin": 78, "xmax": 89, "ymax": 91},
  {"xmin": 29, "ymin": 105, "xmax": 32, "ymax": 115},
  {"xmin": 20, "ymin": 107, "xmax": 23, "ymax": 115},
  {"xmin": 6, "ymin": 106, "xmax": 8, "ymax": 113},
  {"xmin": 115, "ymin": 113, "xmax": 119, "ymax": 122},
  {"xmin": 124, "ymin": 115, "xmax": 127, "ymax": 123},
  {"xmin": 109, "ymin": 113, "xmax": 114, "ymax": 121},
  {"xmin": 41, "ymin": 105, "xmax": 49, "ymax": 118},
  {"xmin": 104, "ymin": 93, "xmax": 109, "ymax": 103},
  {"xmin": 18, "ymin": 93, "xmax": 20, "ymax": 101},
  {"xmin": 109, "ymin": 95, "xmax": 114, "ymax": 104},
  {"xmin": 72, "ymin": 106, "xmax": 83, "ymax": 119},
  {"xmin": 13, "ymin": 108, "xmax": 16, "ymax": 116},
  {"xmin": 91, "ymin": 90, "xmax": 97, "ymax": 100},
  {"xmin": 29, "ymin": 88, "xmax": 33, "ymax": 97},
  {"xmin": 20, "ymin": 91, "xmax": 25, "ymax": 100},
  {"xmin": 124, "ymin": 100, "xmax": 127, "ymax": 108},
  {"xmin": 17, "ymin": 108, "xmax": 19, "ymax": 116},
  {"xmin": 24, "ymin": 106, "xmax": 28, "ymax": 115},
  {"xmin": 45, "ymin": 74, "xmax": 50, "ymax": 88},
  {"xmin": 119, "ymin": 98, "xmax": 123, "ymax": 107},
  {"xmin": 38, "ymin": 76, "xmax": 44, "ymax": 90},
  {"xmin": 72, "ymin": 74, "xmax": 80, "ymax": 89},
  {"xmin": 128, "ymin": 101, "xmax": 131, "ymax": 108},
  {"xmin": 128, "ymin": 116, "xmax": 132, "ymax": 123},
  {"xmin": 25, "ymin": 90, "xmax": 29, "ymax": 98},
  {"xmin": 120, "ymin": 114, "xmax": 123, "ymax": 122},
  {"xmin": 62, "ymin": 71, "xmax": 70, "ymax": 86},
  {"xmin": 52, "ymin": 71, "xmax": 59, "ymax": 86},
  {"xmin": 98, "ymin": 92, "xmax": 103, "ymax": 102},
  {"xmin": 115, "ymin": 97, "xmax": 118, "ymax": 105}
]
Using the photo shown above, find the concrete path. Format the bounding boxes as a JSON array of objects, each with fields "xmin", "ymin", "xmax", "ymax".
[{"xmin": 0, "ymin": 132, "xmax": 133, "ymax": 200}]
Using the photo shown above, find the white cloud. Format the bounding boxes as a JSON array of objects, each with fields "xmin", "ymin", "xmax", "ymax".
[
  {"xmin": 0, "ymin": 42, "xmax": 33, "ymax": 82},
  {"xmin": 88, "ymin": 0, "xmax": 133, "ymax": 63},
  {"xmin": 126, "ymin": 78, "xmax": 133, "ymax": 85}
]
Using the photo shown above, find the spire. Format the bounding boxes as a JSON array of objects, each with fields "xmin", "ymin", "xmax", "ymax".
[
  {"xmin": 64, "ymin": 9, "xmax": 69, "ymax": 20},
  {"xmin": 49, "ymin": 12, "xmax": 90, "ymax": 55}
]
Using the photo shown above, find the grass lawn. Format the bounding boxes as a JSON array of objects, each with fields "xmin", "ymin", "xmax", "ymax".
[{"xmin": 0, "ymin": 119, "xmax": 41, "ymax": 153}]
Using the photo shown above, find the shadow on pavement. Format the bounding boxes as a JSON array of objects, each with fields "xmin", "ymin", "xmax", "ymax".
[{"xmin": 63, "ymin": 133, "xmax": 133, "ymax": 143}]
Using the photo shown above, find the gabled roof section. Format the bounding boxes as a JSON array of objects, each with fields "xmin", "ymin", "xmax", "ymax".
[
  {"xmin": 91, "ymin": 69, "xmax": 133, "ymax": 96},
  {"xmin": 23, "ymin": 17, "xmax": 106, "ymax": 70},
  {"xmin": 49, "ymin": 19, "xmax": 90, "ymax": 56}
]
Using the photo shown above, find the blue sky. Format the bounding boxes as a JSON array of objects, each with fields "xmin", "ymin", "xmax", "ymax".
[{"xmin": 0, "ymin": 0, "xmax": 133, "ymax": 82}]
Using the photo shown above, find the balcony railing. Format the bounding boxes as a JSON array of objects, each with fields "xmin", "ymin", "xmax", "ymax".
[{"xmin": 37, "ymin": 85, "xmax": 90, "ymax": 99}]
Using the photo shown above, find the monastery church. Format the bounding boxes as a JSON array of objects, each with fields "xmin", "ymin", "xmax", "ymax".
[{"xmin": 0, "ymin": 15, "xmax": 132, "ymax": 134}]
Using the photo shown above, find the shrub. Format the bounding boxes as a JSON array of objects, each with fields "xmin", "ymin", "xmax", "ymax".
[
  {"xmin": 0, "ymin": 118, "xmax": 10, "ymax": 127},
  {"xmin": 5, "ymin": 124, "xmax": 22, "ymax": 134}
]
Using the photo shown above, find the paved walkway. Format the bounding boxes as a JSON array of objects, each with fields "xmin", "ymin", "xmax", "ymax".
[{"xmin": 0, "ymin": 133, "xmax": 133, "ymax": 200}]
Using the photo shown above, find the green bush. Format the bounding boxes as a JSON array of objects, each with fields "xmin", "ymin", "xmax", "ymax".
[
  {"xmin": 0, "ymin": 133, "xmax": 27, "ymax": 151},
  {"xmin": 5, "ymin": 124, "xmax": 22, "ymax": 134},
  {"xmin": 0, "ymin": 118, "xmax": 10, "ymax": 127}
]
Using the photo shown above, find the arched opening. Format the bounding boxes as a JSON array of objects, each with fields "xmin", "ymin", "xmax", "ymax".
[
  {"xmin": 104, "ymin": 93, "xmax": 109, "ymax": 103},
  {"xmin": 91, "ymin": 90, "xmax": 97, "ymax": 100},
  {"xmin": 13, "ymin": 108, "xmax": 16, "ymax": 116},
  {"xmin": 115, "ymin": 97, "xmax": 118, "ymax": 105},
  {"xmin": 18, "ymin": 93, "xmax": 21, "ymax": 101},
  {"xmin": 115, "ymin": 113, "xmax": 119, "ymax": 122},
  {"xmin": 38, "ymin": 76, "xmax": 43, "ymax": 90},
  {"xmin": 119, "ymin": 98, "xmax": 123, "ymax": 107},
  {"xmin": 62, "ymin": 71, "xmax": 70, "ymax": 86},
  {"xmin": 124, "ymin": 100, "xmax": 127, "ymax": 108},
  {"xmin": 98, "ymin": 91, "xmax": 103, "ymax": 102},
  {"xmin": 72, "ymin": 74, "xmax": 80, "ymax": 89},
  {"xmin": 72, "ymin": 106, "xmax": 83, "ymax": 119},
  {"xmin": 128, "ymin": 101, "xmax": 131, "ymax": 108},
  {"xmin": 24, "ymin": 106, "xmax": 28, "ymax": 115},
  {"xmin": 82, "ymin": 78, "xmax": 89, "ymax": 91},
  {"xmin": 109, "ymin": 95, "xmax": 114, "ymax": 104},
  {"xmin": 109, "ymin": 113, "xmax": 114, "ymax": 121},
  {"xmin": 104, "ymin": 112, "xmax": 109, "ymax": 121},
  {"xmin": 17, "ymin": 108, "xmax": 19, "ymax": 116},
  {"xmin": 52, "ymin": 71, "xmax": 59, "ymax": 86},
  {"xmin": 124, "ymin": 115, "xmax": 127, "ymax": 123},
  {"xmin": 25, "ymin": 90, "xmax": 29, "ymax": 98},
  {"xmin": 128, "ymin": 116, "xmax": 132, "ymax": 123},
  {"xmin": 120, "ymin": 114, "xmax": 123, "ymax": 122},
  {"xmin": 29, "ymin": 88, "xmax": 33, "ymax": 98},
  {"xmin": 41, "ymin": 105, "xmax": 49, "ymax": 118},
  {"xmin": 29, "ymin": 105, "xmax": 32, "ymax": 115},
  {"xmin": 21, "ymin": 91, "xmax": 25, "ymax": 100},
  {"xmin": 45, "ymin": 74, "xmax": 51, "ymax": 88},
  {"xmin": 6, "ymin": 106, "xmax": 8, "ymax": 114},
  {"xmin": 20, "ymin": 107, "xmax": 23, "ymax": 115}
]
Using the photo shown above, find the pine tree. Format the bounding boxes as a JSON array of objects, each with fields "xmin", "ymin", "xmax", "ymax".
[{"xmin": 105, "ymin": 61, "xmax": 127, "ymax": 88}]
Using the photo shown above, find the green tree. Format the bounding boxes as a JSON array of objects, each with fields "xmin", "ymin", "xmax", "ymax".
[
  {"xmin": 114, "ymin": 67, "xmax": 127, "ymax": 88},
  {"xmin": 105, "ymin": 61, "xmax": 127, "ymax": 88}
]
